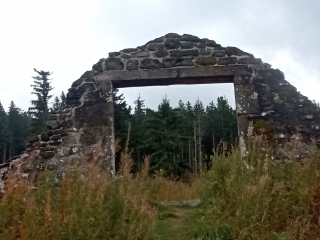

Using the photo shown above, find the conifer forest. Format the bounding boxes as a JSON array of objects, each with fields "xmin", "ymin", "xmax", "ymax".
[{"xmin": 0, "ymin": 69, "xmax": 237, "ymax": 178}]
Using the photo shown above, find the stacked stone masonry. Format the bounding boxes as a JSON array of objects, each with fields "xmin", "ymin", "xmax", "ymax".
[{"xmin": 1, "ymin": 33, "xmax": 320, "ymax": 194}]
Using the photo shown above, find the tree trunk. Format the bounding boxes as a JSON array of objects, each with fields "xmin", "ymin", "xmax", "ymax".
[
  {"xmin": 212, "ymin": 134, "xmax": 215, "ymax": 155},
  {"xmin": 1, "ymin": 147, "xmax": 5, "ymax": 163},
  {"xmin": 188, "ymin": 139, "xmax": 191, "ymax": 167},
  {"xmin": 198, "ymin": 112, "xmax": 202, "ymax": 175}
]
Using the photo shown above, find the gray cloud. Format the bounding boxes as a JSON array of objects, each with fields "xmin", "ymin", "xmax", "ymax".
[{"xmin": 0, "ymin": 0, "xmax": 319, "ymax": 111}]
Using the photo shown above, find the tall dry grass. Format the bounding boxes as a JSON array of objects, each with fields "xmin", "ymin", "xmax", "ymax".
[
  {"xmin": 191, "ymin": 135, "xmax": 320, "ymax": 240},
  {"xmin": 0, "ymin": 138, "xmax": 200, "ymax": 239}
]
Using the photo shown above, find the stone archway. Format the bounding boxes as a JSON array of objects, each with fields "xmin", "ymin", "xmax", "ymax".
[{"xmin": 1, "ymin": 33, "xmax": 320, "ymax": 190}]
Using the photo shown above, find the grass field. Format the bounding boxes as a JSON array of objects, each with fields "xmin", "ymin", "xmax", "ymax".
[{"xmin": 1, "ymin": 135, "xmax": 320, "ymax": 239}]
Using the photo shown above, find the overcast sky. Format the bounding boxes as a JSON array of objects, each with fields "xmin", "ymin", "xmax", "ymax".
[{"xmin": 0, "ymin": 0, "xmax": 319, "ymax": 111}]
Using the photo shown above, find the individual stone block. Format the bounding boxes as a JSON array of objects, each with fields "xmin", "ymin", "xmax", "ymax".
[
  {"xmin": 238, "ymin": 57, "xmax": 262, "ymax": 64},
  {"xmin": 234, "ymin": 84, "xmax": 261, "ymax": 114},
  {"xmin": 180, "ymin": 42, "xmax": 194, "ymax": 49},
  {"xmin": 121, "ymin": 54, "xmax": 131, "ymax": 59},
  {"xmin": 122, "ymin": 48, "xmax": 138, "ymax": 53},
  {"xmin": 126, "ymin": 60, "xmax": 139, "ymax": 71},
  {"xmin": 154, "ymin": 49, "xmax": 169, "ymax": 58},
  {"xmin": 181, "ymin": 34, "xmax": 202, "ymax": 42},
  {"xmin": 164, "ymin": 38, "xmax": 180, "ymax": 49},
  {"xmin": 165, "ymin": 33, "xmax": 181, "ymax": 38},
  {"xmin": 147, "ymin": 44, "xmax": 164, "ymax": 51},
  {"xmin": 176, "ymin": 58, "xmax": 194, "ymax": 66},
  {"xmin": 108, "ymin": 52, "xmax": 121, "ymax": 57},
  {"xmin": 104, "ymin": 58, "xmax": 124, "ymax": 70},
  {"xmin": 195, "ymin": 56, "xmax": 217, "ymax": 66},
  {"xmin": 140, "ymin": 58, "xmax": 162, "ymax": 69},
  {"xmin": 218, "ymin": 57, "xmax": 237, "ymax": 65},
  {"xmin": 225, "ymin": 47, "xmax": 253, "ymax": 57},
  {"xmin": 206, "ymin": 40, "xmax": 218, "ymax": 47},
  {"xmin": 61, "ymin": 120, "xmax": 73, "ymax": 129},
  {"xmin": 162, "ymin": 58, "xmax": 176, "ymax": 68},
  {"xmin": 131, "ymin": 51, "xmax": 150, "ymax": 58},
  {"xmin": 74, "ymin": 102, "xmax": 112, "ymax": 128},
  {"xmin": 195, "ymin": 42, "xmax": 206, "ymax": 48},
  {"xmin": 170, "ymin": 49, "xmax": 199, "ymax": 57},
  {"xmin": 40, "ymin": 133, "xmax": 50, "ymax": 142},
  {"xmin": 212, "ymin": 50, "xmax": 226, "ymax": 57},
  {"xmin": 199, "ymin": 48, "xmax": 211, "ymax": 56}
]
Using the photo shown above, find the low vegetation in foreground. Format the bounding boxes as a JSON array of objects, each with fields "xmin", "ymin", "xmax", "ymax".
[{"xmin": 1, "ymin": 137, "xmax": 320, "ymax": 240}]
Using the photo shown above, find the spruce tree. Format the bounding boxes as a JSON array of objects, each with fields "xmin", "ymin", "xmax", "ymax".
[
  {"xmin": 143, "ymin": 97, "xmax": 189, "ymax": 177},
  {"xmin": 51, "ymin": 96, "xmax": 61, "ymax": 112},
  {"xmin": 113, "ymin": 89, "xmax": 132, "ymax": 160},
  {"xmin": 28, "ymin": 69, "xmax": 53, "ymax": 134},
  {"xmin": 7, "ymin": 101, "xmax": 28, "ymax": 158},
  {"xmin": 60, "ymin": 91, "xmax": 66, "ymax": 107},
  {"xmin": 0, "ymin": 102, "xmax": 9, "ymax": 163},
  {"xmin": 131, "ymin": 94, "xmax": 146, "ymax": 169}
]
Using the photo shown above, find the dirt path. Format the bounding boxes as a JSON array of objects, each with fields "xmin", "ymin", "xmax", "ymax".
[{"xmin": 157, "ymin": 206, "xmax": 195, "ymax": 240}]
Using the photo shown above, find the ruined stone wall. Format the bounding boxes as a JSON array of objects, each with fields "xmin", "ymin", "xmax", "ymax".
[
  {"xmin": 1, "ymin": 33, "xmax": 320, "ymax": 194},
  {"xmin": 0, "ymin": 72, "xmax": 115, "ymax": 194},
  {"xmin": 253, "ymin": 69, "xmax": 320, "ymax": 143},
  {"xmin": 91, "ymin": 33, "xmax": 265, "ymax": 73}
]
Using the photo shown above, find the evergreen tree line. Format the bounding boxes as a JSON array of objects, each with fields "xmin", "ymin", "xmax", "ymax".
[
  {"xmin": 0, "ymin": 68, "xmax": 238, "ymax": 177},
  {"xmin": 114, "ymin": 91, "xmax": 238, "ymax": 178},
  {"xmin": 0, "ymin": 69, "xmax": 65, "ymax": 163}
]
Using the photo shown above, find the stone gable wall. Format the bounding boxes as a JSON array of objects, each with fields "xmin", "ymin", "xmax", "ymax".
[{"xmin": 90, "ymin": 33, "xmax": 265, "ymax": 74}]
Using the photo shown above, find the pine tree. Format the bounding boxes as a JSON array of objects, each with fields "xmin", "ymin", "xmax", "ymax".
[
  {"xmin": 7, "ymin": 101, "xmax": 28, "ymax": 158},
  {"xmin": 52, "ymin": 96, "xmax": 61, "ymax": 112},
  {"xmin": 131, "ymin": 94, "xmax": 146, "ymax": 170},
  {"xmin": 194, "ymin": 99, "xmax": 205, "ymax": 175},
  {"xmin": 142, "ymin": 97, "xmax": 189, "ymax": 177},
  {"xmin": 28, "ymin": 69, "xmax": 53, "ymax": 134},
  {"xmin": 113, "ymin": 89, "xmax": 132, "ymax": 158},
  {"xmin": 60, "ymin": 91, "xmax": 66, "ymax": 107},
  {"xmin": 0, "ymin": 102, "xmax": 9, "ymax": 163}
]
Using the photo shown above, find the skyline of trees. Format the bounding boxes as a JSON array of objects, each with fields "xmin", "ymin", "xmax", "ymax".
[
  {"xmin": 0, "ymin": 70, "xmax": 238, "ymax": 175},
  {"xmin": 114, "ymin": 94, "xmax": 237, "ymax": 178}
]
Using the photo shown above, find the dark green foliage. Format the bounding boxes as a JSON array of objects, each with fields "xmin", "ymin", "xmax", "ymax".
[
  {"xmin": 112, "ymin": 92, "xmax": 238, "ymax": 177},
  {"xmin": 142, "ymin": 97, "xmax": 189, "ymax": 177},
  {"xmin": 7, "ymin": 102, "xmax": 30, "ymax": 158},
  {"xmin": 28, "ymin": 69, "xmax": 53, "ymax": 135},
  {"xmin": 113, "ymin": 89, "xmax": 133, "ymax": 171},
  {"xmin": 203, "ymin": 97, "xmax": 237, "ymax": 160},
  {"xmin": 51, "ymin": 96, "xmax": 61, "ymax": 112},
  {"xmin": 51, "ymin": 91, "xmax": 67, "ymax": 112},
  {"xmin": 0, "ymin": 102, "xmax": 9, "ymax": 163},
  {"xmin": 0, "ymin": 101, "xmax": 30, "ymax": 162},
  {"xmin": 130, "ymin": 94, "xmax": 146, "ymax": 170}
]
